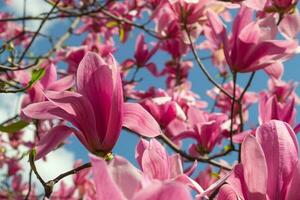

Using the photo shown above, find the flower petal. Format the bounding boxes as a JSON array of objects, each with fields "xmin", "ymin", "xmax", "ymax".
[
  {"xmin": 44, "ymin": 91, "xmax": 99, "ymax": 151},
  {"xmin": 108, "ymin": 155, "xmax": 144, "ymax": 199},
  {"xmin": 40, "ymin": 63, "xmax": 57, "ymax": 89},
  {"xmin": 35, "ymin": 125, "xmax": 73, "ymax": 160},
  {"xmin": 286, "ymin": 162, "xmax": 300, "ymax": 200},
  {"xmin": 216, "ymin": 184, "xmax": 240, "ymax": 200},
  {"xmin": 123, "ymin": 102, "xmax": 161, "ymax": 137},
  {"xmin": 256, "ymin": 120, "xmax": 299, "ymax": 199},
  {"xmin": 22, "ymin": 101, "xmax": 61, "ymax": 120},
  {"xmin": 77, "ymin": 52, "xmax": 123, "ymax": 150},
  {"xmin": 90, "ymin": 154, "xmax": 125, "ymax": 200},
  {"xmin": 132, "ymin": 182, "xmax": 192, "ymax": 200},
  {"xmin": 241, "ymin": 135, "xmax": 267, "ymax": 198},
  {"xmin": 47, "ymin": 75, "xmax": 74, "ymax": 91},
  {"xmin": 140, "ymin": 139, "xmax": 169, "ymax": 180}
]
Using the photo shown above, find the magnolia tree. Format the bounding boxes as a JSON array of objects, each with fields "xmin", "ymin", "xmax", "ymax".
[{"xmin": 0, "ymin": 0, "xmax": 300, "ymax": 199}]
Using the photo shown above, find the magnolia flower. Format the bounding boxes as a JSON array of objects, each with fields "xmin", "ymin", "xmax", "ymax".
[
  {"xmin": 259, "ymin": 92, "xmax": 296, "ymax": 126},
  {"xmin": 22, "ymin": 52, "xmax": 161, "ymax": 159},
  {"xmin": 89, "ymin": 154, "xmax": 193, "ymax": 200},
  {"xmin": 90, "ymin": 141, "xmax": 231, "ymax": 200},
  {"xmin": 207, "ymin": 81, "xmax": 257, "ymax": 122},
  {"xmin": 272, "ymin": 0, "xmax": 298, "ymax": 10},
  {"xmin": 135, "ymin": 138, "xmax": 203, "ymax": 193},
  {"xmin": 218, "ymin": 120, "xmax": 300, "ymax": 200},
  {"xmin": 168, "ymin": 0, "xmax": 208, "ymax": 24},
  {"xmin": 122, "ymin": 33, "xmax": 160, "ymax": 76},
  {"xmin": 176, "ymin": 106, "xmax": 228, "ymax": 155},
  {"xmin": 141, "ymin": 96, "xmax": 186, "ymax": 128},
  {"xmin": 16, "ymin": 63, "xmax": 74, "ymax": 108},
  {"xmin": 207, "ymin": 5, "xmax": 298, "ymax": 73}
]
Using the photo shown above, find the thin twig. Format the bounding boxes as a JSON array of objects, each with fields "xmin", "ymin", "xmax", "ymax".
[
  {"xmin": 24, "ymin": 169, "xmax": 33, "ymax": 200},
  {"xmin": 229, "ymin": 72, "xmax": 237, "ymax": 149},
  {"xmin": 28, "ymin": 151, "xmax": 46, "ymax": 188},
  {"xmin": 210, "ymin": 75, "xmax": 227, "ymax": 113},
  {"xmin": 17, "ymin": 0, "xmax": 60, "ymax": 64},
  {"xmin": 29, "ymin": 150, "xmax": 53, "ymax": 198},
  {"xmin": 236, "ymin": 72, "xmax": 255, "ymax": 162},
  {"xmin": 51, "ymin": 162, "xmax": 91, "ymax": 184},
  {"xmin": 184, "ymin": 25, "xmax": 234, "ymax": 101},
  {"xmin": 158, "ymin": 134, "xmax": 232, "ymax": 170}
]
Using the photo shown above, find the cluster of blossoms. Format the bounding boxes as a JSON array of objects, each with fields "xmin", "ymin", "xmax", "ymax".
[{"xmin": 0, "ymin": 0, "xmax": 300, "ymax": 199}]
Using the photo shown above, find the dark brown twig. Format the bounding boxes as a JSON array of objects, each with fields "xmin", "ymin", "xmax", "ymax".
[
  {"xmin": 158, "ymin": 134, "xmax": 232, "ymax": 170},
  {"xmin": 184, "ymin": 25, "xmax": 234, "ymax": 101},
  {"xmin": 17, "ymin": 0, "xmax": 60, "ymax": 64}
]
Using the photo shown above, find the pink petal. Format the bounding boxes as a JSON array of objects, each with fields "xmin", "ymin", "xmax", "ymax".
[
  {"xmin": 200, "ymin": 170, "xmax": 233, "ymax": 198},
  {"xmin": 232, "ymin": 5, "xmax": 253, "ymax": 39},
  {"xmin": 256, "ymin": 120, "xmax": 299, "ymax": 199},
  {"xmin": 183, "ymin": 160, "xmax": 197, "ymax": 176},
  {"xmin": 123, "ymin": 102, "xmax": 161, "ymax": 137},
  {"xmin": 47, "ymin": 75, "xmax": 74, "ymax": 91},
  {"xmin": 279, "ymin": 12, "xmax": 300, "ymax": 39},
  {"xmin": 146, "ymin": 63, "xmax": 161, "ymax": 77},
  {"xmin": 294, "ymin": 123, "xmax": 300, "ymax": 134},
  {"xmin": 175, "ymin": 174, "xmax": 204, "ymax": 194},
  {"xmin": 40, "ymin": 63, "xmax": 57, "ymax": 89},
  {"xmin": 286, "ymin": 162, "xmax": 300, "ymax": 200},
  {"xmin": 141, "ymin": 139, "xmax": 170, "ymax": 180},
  {"xmin": 36, "ymin": 125, "xmax": 73, "ymax": 160},
  {"xmin": 241, "ymin": 135, "xmax": 268, "ymax": 198},
  {"xmin": 232, "ymin": 130, "xmax": 253, "ymax": 144},
  {"xmin": 206, "ymin": 9, "xmax": 231, "ymax": 67},
  {"xmin": 89, "ymin": 154, "xmax": 125, "ymax": 200},
  {"xmin": 22, "ymin": 101, "xmax": 60, "ymax": 120},
  {"xmin": 187, "ymin": 106, "xmax": 206, "ymax": 125},
  {"xmin": 108, "ymin": 155, "xmax": 144, "ymax": 199},
  {"xmin": 132, "ymin": 182, "xmax": 192, "ymax": 200},
  {"xmin": 216, "ymin": 184, "xmax": 239, "ymax": 200},
  {"xmin": 44, "ymin": 91, "xmax": 99, "ymax": 151},
  {"xmin": 135, "ymin": 139, "xmax": 149, "ymax": 168},
  {"xmin": 77, "ymin": 52, "xmax": 123, "ymax": 149},
  {"xmin": 244, "ymin": 0, "xmax": 267, "ymax": 10},
  {"xmin": 240, "ymin": 40, "xmax": 297, "ymax": 72},
  {"xmin": 264, "ymin": 62, "xmax": 284, "ymax": 79},
  {"xmin": 169, "ymin": 154, "xmax": 184, "ymax": 178},
  {"xmin": 226, "ymin": 164, "xmax": 246, "ymax": 199}
]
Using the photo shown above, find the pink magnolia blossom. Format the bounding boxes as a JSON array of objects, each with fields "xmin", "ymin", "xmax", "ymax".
[
  {"xmin": 278, "ymin": 10, "xmax": 300, "ymax": 39},
  {"xmin": 135, "ymin": 138, "xmax": 223, "ymax": 197},
  {"xmin": 218, "ymin": 120, "xmax": 300, "ymax": 200},
  {"xmin": 123, "ymin": 33, "xmax": 160, "ymax": 76},
  {"xmin": 17, "ymin": 63, "xmax": 74, "ymax": 108},
  {"xmin": 60, "ymin": 46, "xmax": 87, "ymax": 74},
  {"xmin": 272, "ymin": 0, "xmax": 298, "ymax": 10},
  {"xmin": 168, "ymin": 0, "xmax": 208, "ymax": 24},
  {"xmin": 162, "ymin": 60, "xmax": 193, "ymax": 87},
  {"xmin": 136, "ymin": 139, "xmax": 181, "ymax": 180},
  {"xmin": 90, "ymin": 149, "xmax": 231, "ymax": 200},
  {"xmin": 22, "ymin": 52, "xmax": 161, "ymax": 159},
  {"xmin": 195, "ymin": 166, "xmax": 219, "ymax": 190},
  {"xmin": 134, "ymin": 33, "xmax": 159, "ymax": 68},
  {"xmin": 175, "ymin": 106, "xmax": 228, "ymax": 155},
  {"xmin": 207, "ymin": 81, "xmax": 257, "ymax": 123},
  {"xmin": 207, "ymin": 5, "xmax": 298, "ymax": 73},
  {"xmin": 89, "ymin": 154, "xmax": 193, "ymax": 200},
  {"xmin": 259, "ymin": 92, "xmax": 296, "ymax": 126},
  {"xmin": 141, "ymin": 96, "xmax": 186, "ymax": 128},
  {"xmin": 259, "ymin": 78, "xmax": 299, "ymax": 130},
  {"xmin": 0, "ymin": 12, "xmax": 30, "ymax": 46}
]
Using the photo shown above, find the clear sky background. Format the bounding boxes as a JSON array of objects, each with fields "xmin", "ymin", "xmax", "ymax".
[{"xmin": 0, "ymin": 0, "xmax": 300, "ymax": 186}]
